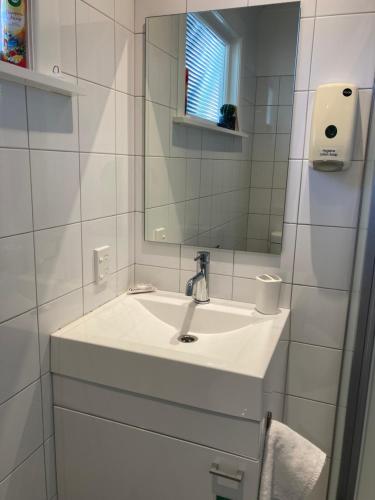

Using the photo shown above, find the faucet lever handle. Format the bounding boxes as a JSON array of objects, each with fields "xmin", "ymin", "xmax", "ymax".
[{"xmin": 194, "ymin": 250, "xmax": 210, "ymax": 263}]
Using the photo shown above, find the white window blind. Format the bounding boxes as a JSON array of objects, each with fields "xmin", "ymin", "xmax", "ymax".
[{"xmin": 185, "ymin": 13, "xmax": 227, "ymax": 123}]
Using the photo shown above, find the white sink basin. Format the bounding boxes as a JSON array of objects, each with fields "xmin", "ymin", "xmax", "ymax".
[{"xmin": 51, "ymin": 291, "xmax": 289, "ymax": 421}]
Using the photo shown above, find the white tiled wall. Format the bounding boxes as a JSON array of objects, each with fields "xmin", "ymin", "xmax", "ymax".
[
  {"xmin": 0, "ymin": 0, "xmax": 135, "ymax": 497},
  {"xmin": 1, "ymin": 0, "xmax": 374, "ymax": 499},
  {"xmin": 134, "ymin": 1, "xmax": 375, "ymax": 498}
]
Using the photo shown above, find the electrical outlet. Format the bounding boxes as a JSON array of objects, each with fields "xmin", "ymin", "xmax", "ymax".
[
  {"xmin": 94, "ymin": 246, "xmax": 111, "ymax": 284},
  {"xmin": 153, "ymin": 227, "xmax": 167, "ymax": 241}
]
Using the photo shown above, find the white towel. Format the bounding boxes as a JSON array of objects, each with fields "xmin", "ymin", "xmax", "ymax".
[{"xmin": 259, "ymin": 420, "xmax": 326, "ymax": 500}]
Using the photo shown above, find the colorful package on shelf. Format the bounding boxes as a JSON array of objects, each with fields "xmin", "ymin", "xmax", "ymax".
[{"xmin": 0, "ymin": 0, "xmax": 27, "ymax": 68}]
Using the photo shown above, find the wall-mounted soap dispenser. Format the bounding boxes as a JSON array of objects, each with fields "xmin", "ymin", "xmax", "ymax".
[{"xmin": 309, "ymin": 83, "xmax": 358, "ymax": 171}]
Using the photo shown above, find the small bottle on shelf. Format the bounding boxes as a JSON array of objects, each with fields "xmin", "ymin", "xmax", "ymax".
[{"xmin": 0, "ymin": 0, "xmax": 28, "ymax": 68}]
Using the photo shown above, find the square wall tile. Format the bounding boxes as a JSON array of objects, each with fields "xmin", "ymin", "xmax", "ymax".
[
  {"xmin": 247, "ymin": 214, "xmax": 269, "ymax": 240},
  {"xmin": 146, "ymin": 42, "xmax": 172, "ymax": 107},
  {"xmin": 45, "ymin": 437, "xmax": 57, "ymax": 500},
  {"xmin": 135, "ymin": 34, "xmax": 145, "ymax": 96},
  {"xmin": 76, "ymin": 0, "xmax": 115, "ymax": 88},
  {"xmin": 285, "ymin": 396, "xmax": 336, "ymax": 455},
  {"xmin": 270, "ymin": 189, "xmax": 285, "ymax": 216},
  {"xmin": 277, "ymin": 107, "xmax": 293, "ymax": 133},
  {"xmin": 82, "ymin": 217, "xmax": 117, "ymax": 285},
  {"xmin": 145, "ymin": 101, "xmax": 170, "ymax": 157},
  {"xmin": 353, "ymin": 90, "xmax": 373, "ymax": 161},
  {"xmin": 35, "ymin": 224, "xmax": 82, "ymax": 304},
  {"xmin": 294, "ymin": 18, "xmax": 314, "ymax": 92},
  {"xmin": 278, "ymin": 76, "xmax": 294, "ymax": 106},
  {"xmin": 116, "ymin": 92, "xmax": 135, "ymax": 155},
  {"xmin": 275, "ymin": 134, "xmax": 290, "ymax": 161},
  {"xmin": 187, "ymin": 0, "xmax": 247, "ymax": 11},
  {"xmin": 146, "ymin": 14, "xmax": 179, "ymax": 57},
  {"xmin": 302, "ymin": 91, "xmax": 315, "ymax": 160},
  {"xmin": 249, "ymin": 188, "xmax": 272, "ymax": 214},
  {"xmin": 316, "ymin": 0, "xmax": 375, "ymax": 15},
  {"xmin": 254, "ymin": 106, "xmax": 277, "ymax": 134},
  {"xmin": 0, "ymin": 310, "xmax": 39, "ymax": 405},
  {"xmin": 27, "ymin": 81, "xmax": 79, "ymax": 152},
  {"xmin": 0, "ymin": 81, "xmax": 28, "ymax": 148},
  {"xmin": 135, "ymin": 0, "xmax": 186, "ymax": 33},
  {"xmin": 252, "ymin": 134, "xmax": 276, "ymax": 161},
  {"xmin": 234, "ymin": 223, "xmax": 297, "ymax": 282},
  {"xmin": 251, "ymin": 161, "xmax": 274, "ymax": 188},
  {"xmin": 299, "ymin": 0, "xmax": 317, "ymax": 17},
  {"xmin": 0, "ymin": 149, "xmax": 32, "ymax": 238},
  {"xmin": 78, "ymin": 80, "xmax": 116, "ymax": 154},
  {"xmin": 135, "ymin": 156, "xmax": 145, "ymax": 212},
  {"xmin": 135, "ymin": 264, "xmax": 179, "ymax": 292},
  {"xmin": 134, "ymin": 97, "xmax": 145, "ymax": 156},
  {"xmin": 38, "ymin": 289, "xmax": 83, "ymax": 374},
  {"xmin": 0, "ymin": 448, "xmax": 46, "ymax": 500},
  {"xmin": 255, "ymin": 77, "xmax": 279, "ymax": 106},
  {"xmin": 117, "ymin": 213, "xmax": 135, "ymax": 269},
  {"xmin": 80, "ymin": 153, "xmax": 116, "ymax": 220},
  {"xmin": 203, "ymin": 273, "xmax": 232, "ymax": 301},
  {"xmin": 298, "ymin": 161, "xmax": 364, "ymax": 227},
  {"xmin": 30, "ymin": 151, "xmax": 80, "ymax": 230},
  {"xmin": 115, "ymin": 23, "xmax": 134, "ymax": 94},
  {"xmin": 273, "ymin": 162, "xmax": 288, "ymax": 189},
  {"xmin": 41, "ymin": 373, "xmax": 54, "ymax": 440},
  {"xmin": 83, "ymin": 0, "xmax": 114, "ymax": 18},
  {"xmin": 291, "ymin": 285, "xmax": 349, "ymax": 349},
  {"xmin": 284, "ymin": 160, "xmax": 302, "ymax": 224},
  {"xmin": 58, "ymin": 0, "xmax": 77, "ymax": 76},
  {"xmin": 84, "ymin": 273, "xmax": 117, "ymax": 313},
  {"xmin": 117, "ymin": 264, "xmax": 135, "ymax": 294},
  {"xmin": 294, "ymin": 225, "xmax": 356, "ymax": 290},
  {"xmin": 0, "ymin": 233, "xmax": 36, "ymax": 323},
  {"xmin": 287, "ymin": 342, "xmax": 342, "ymax": 405},
  {"xmin": 0, "ymin": 381, "xmax": 43, "ymax": 481},
  {"xmin": 117, "ymin": 155, "xmax": 135, "ymax": 214},
  {"xmin": 310, "ymin": 14, "xmax": 375, "ymax": 90},
  {"xmin": 289, "ymin": 91, "xmax": 308, "ymax": 160},
  {"xmin": 115, "ymin": 0, "xmax": 134, "ymax": 31}
]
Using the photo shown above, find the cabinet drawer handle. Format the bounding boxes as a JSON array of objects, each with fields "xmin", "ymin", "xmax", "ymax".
[{"xmin": 209, "ymin": 463, "xmax": 244, "ymax": 483}]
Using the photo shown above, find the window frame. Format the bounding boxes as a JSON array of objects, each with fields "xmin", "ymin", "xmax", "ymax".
[{"xmin": 177, "ymin": 11, "xmax": 242, "ymax": 125}]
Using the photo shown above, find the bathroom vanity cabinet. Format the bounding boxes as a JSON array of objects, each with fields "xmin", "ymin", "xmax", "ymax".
[
  {"xmin": 51, "ymin": 291, "xmax": 289, "ymax": 499},
  {"xmin": 54, "ymin": 377, "xmax": 261, "ymax": 500}
]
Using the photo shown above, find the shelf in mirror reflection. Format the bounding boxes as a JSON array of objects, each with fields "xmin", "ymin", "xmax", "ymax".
[{"xmin": 172, "ymin": 116, "xmax": 249, "ymax": 138}]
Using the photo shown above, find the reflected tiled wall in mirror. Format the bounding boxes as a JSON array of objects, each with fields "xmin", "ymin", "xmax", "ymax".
[{"xmin": 144, "ymin": 3, "xmax": 299, "ymax": 254}]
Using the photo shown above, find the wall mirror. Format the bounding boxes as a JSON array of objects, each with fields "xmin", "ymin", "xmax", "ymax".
[{"xmin": 144, "ymin": 2, "xmax": 300, "ymax": 254}]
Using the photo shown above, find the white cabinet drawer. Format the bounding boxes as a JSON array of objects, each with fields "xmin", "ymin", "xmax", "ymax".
[
  {"xmin": 53, "ymin": 375, "xmax": 262, "ymax": 459},
  {"xmin": 55, "ymin": 407, "xmax": 260, "ymax": 500}
]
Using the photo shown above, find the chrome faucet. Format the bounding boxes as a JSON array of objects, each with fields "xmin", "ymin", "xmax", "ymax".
[{"xmin": 185, "ymin": 251, "xmax": 210, "ymax": 304}]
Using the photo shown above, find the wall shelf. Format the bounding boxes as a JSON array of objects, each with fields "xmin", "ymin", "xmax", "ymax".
[
  {"xmin": 0, "ymin": 61, "xmax": 83, "ymax": 96},
  {"xmin": 172, "ymin": 115, "xmax": 249, "ymax": 138}
]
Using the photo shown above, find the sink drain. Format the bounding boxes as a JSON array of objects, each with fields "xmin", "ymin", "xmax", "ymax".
[{"xmin": 178, "ymin": 334, "xmax": 198, "ymax": 343}]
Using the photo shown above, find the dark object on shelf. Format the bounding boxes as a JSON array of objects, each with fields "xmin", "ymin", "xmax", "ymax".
[{"xmin": 217, "ymin": 104, "xmax": 237, "ymax": 131}]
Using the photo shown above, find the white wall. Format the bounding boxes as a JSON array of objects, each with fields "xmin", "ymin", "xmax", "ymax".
[
  {"xmin": 1, "ymin": 0, "xmax": 374, "ymax": 499},
  {"xmin": 0, "ymin": 0, "xmax": 135, "ymax": 498},
  {"xmin": 134, "ymin": 1, "xmax": 375, "ymax": 499}
]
